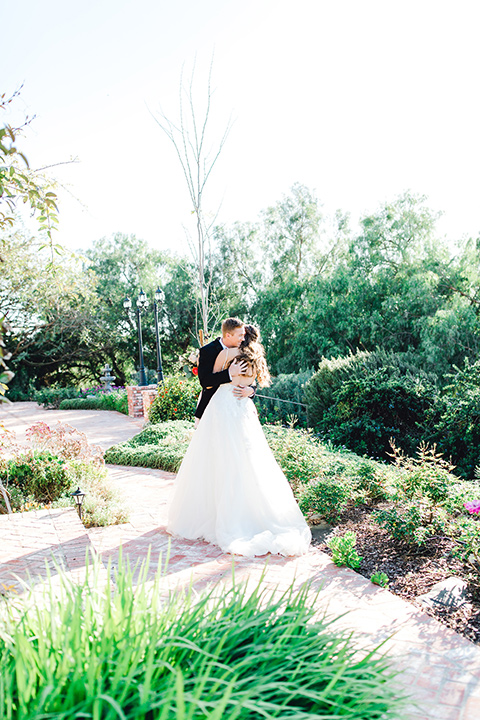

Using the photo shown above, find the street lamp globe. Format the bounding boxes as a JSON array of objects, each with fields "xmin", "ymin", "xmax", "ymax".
[
  {"xmin": 137, "ymin": 288, "xmax": 148, "ymax": 309},
  {"xmin": 123, "ymin": 296, "xmax": 132, "ymax": 310}
]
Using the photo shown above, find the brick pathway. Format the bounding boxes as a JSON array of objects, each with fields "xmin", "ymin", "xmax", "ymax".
[{"xmin": 2, "ymin": 402, "xmax": 480, "ymax": 719}]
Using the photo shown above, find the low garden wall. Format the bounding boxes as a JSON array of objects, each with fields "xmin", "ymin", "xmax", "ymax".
[{"xmin": 126, "ymin": 385, "xmax": 157, "ymax": 419}]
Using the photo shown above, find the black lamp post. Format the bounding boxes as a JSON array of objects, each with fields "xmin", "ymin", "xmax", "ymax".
[
  {"xmin": 123, "ymin": 290, "xmax": 148, "ymax": 386},
  {"xmin": 71, "ymin": 486, "xmax": 85, "ymax": 520},
  {"xmin": 154, "ymin": 287, "xmax": 165, "ymax": 385}
]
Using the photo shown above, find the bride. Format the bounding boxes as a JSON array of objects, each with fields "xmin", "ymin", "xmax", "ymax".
[{"xmin": 167, "ymin": 325, "xmax": 311, "ymax": 557}]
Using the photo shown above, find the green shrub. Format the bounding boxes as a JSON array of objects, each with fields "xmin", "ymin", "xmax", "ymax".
[
  {"xmin": 4, "ymin": 451, "xmax": 72, "ymax": 503},
  {"xmin": 305, "ymin": 348, "xmax": 435, "ymax": 426},
  {"xmin": 59, "ymin": 390, "xmax": 128, "ymax": 414},
  {"xmin": 373, "ymin": 443, "xmax": 456, "ymax": 546},
  {"xmin": 443, "ymin": 478, "xmax": 480, "ymax": 516},
  {"xmin": 349, "ymin": 459, "xmax": 390, "ymax": 504},
  {"xmin": 52, "ymin": 460, "xmax": 128, "ymax": 527},
  {"xmin": 104, "ymin": 421, "xmax": 193, "ymax": 473},
  {"xmin": 327, "ymin": 531, "xmax": 363, "ymax": 569},
  {"xmin": 298, "ymin": 478, "xmax": 350, "ymax": 523},
  {"xmin": 148, "ymin": 375, "xmax": 200, "ymax": 423},
  {"xmin": 304, "ymin": 349, "xmax": 438, "ymax": 460},
  {"xmin": 318, "ymin": 367, "xmax": 436, "ymax": 460},
  {"xmin": 34, "ymin": 386, "xmax": 80, "ymax": 409},
  {"xmin": 454, "ymin": 516, "xmax": 480, "ymax": 566},
  {"xmin": 0, "ymin": 421, "xmax": 127, "ymax": 526},
  {"xmin": 263, "ymin": 424, "xmax": 327, "ymax": 490},
  {"xmin": 430, "ymin": 359, "xmax": 480, "ymax": 478},
  {"xmin": 373, "ymin": 504, "xmax": 436, "ymax": 546},
  {"xmin": 304, "ymin": 349, "xmax": 372, "ymax": 428},
  {"xmin": 0, "ymin": 553, "xmax": 406, "ymax": 719},
  {"xmin": 255, "ymin": 370, "xmax": 313, "ymax": 427}
]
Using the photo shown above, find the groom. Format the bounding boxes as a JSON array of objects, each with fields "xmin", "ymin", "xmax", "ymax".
[{"xmin": 194, "ymin": 317, "xmax": 255, "ymax": 422}]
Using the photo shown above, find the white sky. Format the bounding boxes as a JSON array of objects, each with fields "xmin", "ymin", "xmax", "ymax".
[{"xmin": 3, "ymin": 0, "xmax": 480, "ymax": 255}]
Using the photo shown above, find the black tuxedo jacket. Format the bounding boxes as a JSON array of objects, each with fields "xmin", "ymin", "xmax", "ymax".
[{"xmin": 194, "ymin": 338, "xmax": 231, "ymax": 419}]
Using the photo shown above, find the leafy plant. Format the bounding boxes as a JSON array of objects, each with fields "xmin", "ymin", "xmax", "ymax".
[
  {"xmin": 373, "ymin": 504, "xmax": 430, "ymax": 546},
  {"xmin": 349, "ymin": 459, "xmax": 390, "ymax": 504},
  {"xmin": 0, "ymin": 552, "xmax": 406, "ymax": 719},
  {"xmin": 4, "ymin": 451, "xmax": 71, "ymax": 503},
  {"xmin": 431, "ymin": 358, "xmax": 480, "ymax": 478},
  {"xmin": 263, "ymin": 424, "xmax": 326, "ymax": 491},
  {"xmin": 298, "ymin": 477, "xmax": 350, "ymax": 523},
  {"xmin": 52, "ymin": 460, "xmax": 128, "ymax": 527},
  {"xmin": 390, "ymin": 442, "xmax": 454, "ymax": 506},
  {"xmin": 255, "ymin": 370, "xmax": 313, "ymax": 427},
  {"xmin": 453, "ymin": 517, "xmax": 480, "ymax": 567},
  {"xmin": 372, "ymin": 443, "xmax": 457, "ymax": 546},
  {"xmin": 34, "ymin": 386, "xmax": 80, "ymax": 409},
  {"xmin": 25, "ymin": 420, "xmax": 104, "ymax": 464},
  {"xmin": 304, "ymin": 349, "xmax": 372, "ymax": 428},
  {"xmin": 104, "ymin": 421, "xmax": 194, "ymax": 473},
  {"xmin": 0, "ymin": 421, "xmax": 127, "ymax": 525},
  {"xmin": 59, "ymin": 389, "xmax": 128, "ymax": 414},
  {"xmin": 318, "ymin": 367, "xmax": 435, "ymax": 460},
  {"xmin": 371, "ymin": 571, "xmax": 389, "ymax": 588},
  {"xmin": 148, "ymin": 375, "xmax": 200, "ymax": 423},
  {"xmin": 304, "ymin": 348, "xmax": 435, "ymax": 432},
  {"xmin": 327, "ymin": 531, "xmax": 363, "ymax": 569}
]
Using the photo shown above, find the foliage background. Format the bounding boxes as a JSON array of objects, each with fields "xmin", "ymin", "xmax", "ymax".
[{"xmin": 5, "ymin": 167, "xmax": 480, "ymax": 474}]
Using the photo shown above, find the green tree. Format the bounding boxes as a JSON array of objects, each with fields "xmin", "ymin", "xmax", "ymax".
[
  {"xmin": 209, "ymin": 221, "xmax": 262, "ymax": 323},
  {"xmin": 85, "ymin": 233, "xmax": 197, "ymax": 382},
  {"xmin": 2, "ymin": 227, "xmax": 103, "ymax": 394},
  {"xmin": 352, "ymin": 191, "xmax": 439, "ymax": 270},
  {"xmin": 0, "ymin": 88, "xmax": 59, "ymax": 256},
  {"xmin": 265, "ymin": 192, "xmax": 465, "ymax": 375},
  {"xmin": 260, "ymin": 183, "xmax": 324, "ymax": 280}
]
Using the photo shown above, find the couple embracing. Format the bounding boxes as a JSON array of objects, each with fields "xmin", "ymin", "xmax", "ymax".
[{"xmin": 167, "ymin": 318, "xmax": 311, "ymax": 557}]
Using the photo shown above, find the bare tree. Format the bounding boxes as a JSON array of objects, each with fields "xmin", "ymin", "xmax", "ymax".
[{"xmin": 151, "ymin": 59, "xmax": 231, "ymax": 344}]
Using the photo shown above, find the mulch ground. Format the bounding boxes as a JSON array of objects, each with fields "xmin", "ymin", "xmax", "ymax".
[{"xmin": 312, "ymin": 503, "xmax": 480, "ymax": 645}]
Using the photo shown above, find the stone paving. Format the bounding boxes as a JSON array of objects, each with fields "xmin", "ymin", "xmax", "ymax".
[{"xmin": 2, "ymin": 402, "xmax": 480, "ymax": 718}]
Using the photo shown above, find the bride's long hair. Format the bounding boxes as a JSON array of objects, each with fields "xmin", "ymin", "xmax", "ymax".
[{"xmin": 237, "ymin": 325, "xmax": 271, "ymax": 387}]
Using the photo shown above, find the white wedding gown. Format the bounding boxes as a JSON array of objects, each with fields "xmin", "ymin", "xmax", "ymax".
[{"xmin": 167, "ymin": 384, "xmax": 311, "ymax": 557}]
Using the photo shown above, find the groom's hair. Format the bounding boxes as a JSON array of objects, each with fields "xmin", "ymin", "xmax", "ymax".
[{"xmin": 221, "ymin": 317, "xmax": 244, "ymax": 335}]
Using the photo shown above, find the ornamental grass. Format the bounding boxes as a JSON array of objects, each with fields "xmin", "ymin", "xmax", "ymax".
[{"xmin": 0, "ymin": 552, "xmax": 406, "ymax": 719}]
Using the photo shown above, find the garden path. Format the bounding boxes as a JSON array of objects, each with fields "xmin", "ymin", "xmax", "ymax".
[{"xmin": 1, "ymin": 401, "xmax": 480, "ymax": 719}]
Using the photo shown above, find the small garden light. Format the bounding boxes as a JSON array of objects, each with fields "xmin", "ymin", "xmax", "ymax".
[{"xmin": 71, "ymin": 487, "xmax": 85, "ymax": 520}]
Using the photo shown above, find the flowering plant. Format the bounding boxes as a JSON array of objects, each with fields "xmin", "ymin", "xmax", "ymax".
[
  {"xmin": 78, "ymin": 385, "xmax": 125, "ymax": 397},
  {"xmin": 25, "ymin": 421, "xmax": 104, "ymax": 465},
  {"xmin": 464, "ymin": 501, "xmax": 480, "ymax": 515},
  {"xmin": 149, "ymin": 375, "xmax": 200, "ymax": 423},
  {"xmin": 179, "ymin": 348, "xmax": 199, "ymax": 379}
]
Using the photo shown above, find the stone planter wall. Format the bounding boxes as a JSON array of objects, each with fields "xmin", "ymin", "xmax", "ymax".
[
  {"xmin": 126, "ymin": 385, "xmax": 157, "ymax": 418},
  {"xmin": 140, "ymin": 388, "xmax": 158, "ymax": 419}
]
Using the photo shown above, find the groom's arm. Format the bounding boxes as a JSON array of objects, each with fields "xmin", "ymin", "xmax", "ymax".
[
  {"xmin": 197, "ymin": 345, "xmax": 231, "ymax": 390},
  {"xmin": 233, "ymin": 383, "xmax": 256, "ymax": 399}
]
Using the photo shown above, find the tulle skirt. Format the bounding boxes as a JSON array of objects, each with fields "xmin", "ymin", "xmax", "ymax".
[{"xmin": 167, "ymin": 384, "xmax": 311, "ymax": 557}]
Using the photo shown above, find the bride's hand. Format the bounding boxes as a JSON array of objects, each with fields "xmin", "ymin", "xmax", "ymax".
[{"xmin": 229, "ymin": 359, "xmax": 248, "ymax": 378}]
